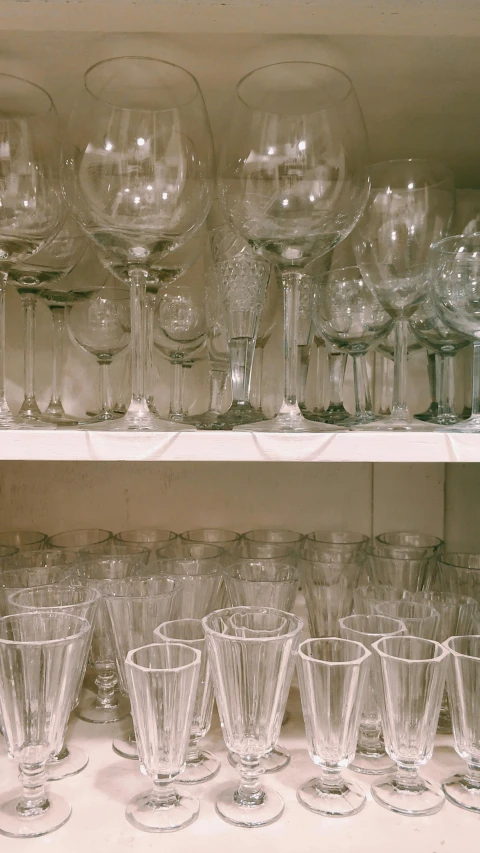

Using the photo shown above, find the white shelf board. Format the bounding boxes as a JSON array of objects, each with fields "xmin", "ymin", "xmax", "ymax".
[{"xmin": 0, "ymin": 429, "xmax": 479, "ymax": 463}]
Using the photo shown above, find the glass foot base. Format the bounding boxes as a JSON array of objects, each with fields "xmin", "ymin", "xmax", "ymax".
[
  {"xmin": 41, "ymin": 413, "xmax": 79, "ymax": 427},
  {"xmin": 46, "ymin": 745, "xmax": 88, "ymax": 781},
  {"xmin": 443, "ymin": 773, "xmax": 480, "ymax": 813},
  {"xmin": 14, "ymin": 417, "xmax": 56, "ymax": 430},
  {"xmin": 177, "ymin": 750, "xmax": 220, "ymax": 784},
  {"xmin": 297, "ymin": 776, "xmax": 366, "ymax": 817},
  {"xmin": 0, "ymin": 791, "xmax": 71, "ymax": 838},
  {"xmin": 436, "ymin": 416, "xmax": 480, "ymax": 433},
  {"xmin": 234, "ymin": 411, "xmax": 348, "ymax": 433},
  {"xmin": 216, "ymin": 783, "xmax": 283, "ymax": 827},
  {"xmin": 186, "ymin": 405, "xmax": 267, "ymax": 430},
  {"xmin": 126, "ymin": 787, "xmax": 199, "ymax": 832},
  {"xmin": 350, "ymin": 749, "xmax": 396, "ymax": 775},
  {"xmin": 305, "ymin": 408, "xmax": 351, "ymax": 425},
  {"xmin": 371, "ymin": 773, "xmax": 445, "ymax": 815},
  {"xmin": 415, "ymin": 404, "xmax": 438, "ymax": 422},
  {"xmin": 229, "ymin": 744, "xmax": 290, "ymax": 774},
  {"xmin": 75, "ymin": 691, "xmax": 130, "ymax": 724},
  {"xmin": 112, "ymin": 733, "xmax": 138, "ymax": 760},
  {"xmin": 354, "ymin": 415, "xmax": 435, "ymax": 432}
]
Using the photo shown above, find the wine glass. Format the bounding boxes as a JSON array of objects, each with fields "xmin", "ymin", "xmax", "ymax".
[
  {"xmin": 68, "ymin": 56, "xmax": 214, "ymax": 431},
  {"xmin": 218, "ymin": 61, "xmax": 370, "ymax": 432},
  {"xmin": 10, "ymin": 218, "xmax": 86, "ymax": 426},
  {"xmin": 0, "ymin": 74, "xmax": 65, "ymax": 429},
  {"xmin": 352, "ymin": 159, "xmax": 455, "ymax": 430},
  {"xmin": 250, "ymin": 270, "xmax": 280, "ymax": 415},
  {"xmin": 67, "ymin": 285, "xmax": 131, "ymax": 423}
]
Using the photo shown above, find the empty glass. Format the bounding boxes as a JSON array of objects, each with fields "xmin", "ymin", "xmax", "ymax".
[
  {"xmin": 438, "ymin": 552, "xmax": 480, "ymax": 604},
  {"xmin": 374, "ymin": 530, "xmax": 443, "ymax": 558},
  {"xmin": 180, "ymin": 528, "xmax": 241, "ymax": 554},
  {"xmin": 125, "ymin": 643, "xmax": 200, "ymax": 832},
  {"xmin": 442, "ymin": 635, "xmax": 480, "ymax": 812},
  {"xmin": 353, "ymin": 584, "xmax": 411, "ymax": 615},
  {"xmin": 0, "ymin": 545, "xmax": 18, "ymax": 568},
  {"xmin": 375, "ymin": 599, "xmax": 439, "ymax": 639},
  {"xmin": 0, "ymin": 565, "xmax": 72, "ymax": 616},
  {"xmin": 339, "ymin": 614, "xmax": 407, "ymax": 774},
  {"xmin": 367, "ymin": 548, "xmax": 435, "ymax": 593},
  {"xmin": 104, "ymin": 576, "xmax": 181, "ymax": 759},
  {"xmin": 296, "ymin": 637, "xmax": 371, "ymax": 816},
  {"xmin": 371, "ymin": 635, "xmax": 448, "ymax": 815},
  {"xmin": 203, "ymin": 607, "xmax": 302, "ymax": 827},
  {"xmin": 154, "ymin": 618, "xmax": 219, "ymax": 783},
  {"xmin": 114, "ymin": 529, "xmax": 177, "ymax": 559},
  {"xmin": 300, "ymin": 552, "xmax": 363, "ymax": 636},
  {"xmin": 0, "ymin": 531, "xmax": 47, "ymax": 552},
  {"xmin": 8, "ymin": 584, "xmax": 100, "ymax": 780},
  {"xmin": 302, "ymin": 530, "xmax": 369, "ymax": 562},
  {"xmin": 48, "ymin": 529, "xmax": 112, "ymax": 551},
  {"xmin": 149, "ymin": 545, "xmax": 225, "ymax": 619},
  {"xmin": 0, "ymin": 613, "xmax": 90, "ymax": 837},
  {"xmin": 2, "ymin": 548, "xmax": 78, "ymax": 571},
  {"xmin": 242, "ymin": 528, "xmax": 304, "ymax": 560}
]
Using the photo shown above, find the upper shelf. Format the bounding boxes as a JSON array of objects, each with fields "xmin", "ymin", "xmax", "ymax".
[
  {"xmin": 0, "ymin": 430, "xmax": 478, "ymax": 463},
  {"xmin": 2, "ymin": 0, "xmax": 480, "ymax": 36}
]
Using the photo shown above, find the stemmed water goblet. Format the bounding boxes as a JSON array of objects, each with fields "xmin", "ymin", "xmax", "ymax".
[
  {"xmin": 67, "ymin": 284, "xmax": 131, "ymax": 424},
  {"xmin": 352, "ymin": 159, "xmax": 455, "ymax": 430},
  {"xmin": 68, "ymin": 56, "xmax": 214, "ymax": 431},
  {"xmin": 0, "ymin": 74, "xmax": 65, "ymax": 429},
  {"xmin": 218, "ymin": 61, "xmax": 370, "ymax": 432}
]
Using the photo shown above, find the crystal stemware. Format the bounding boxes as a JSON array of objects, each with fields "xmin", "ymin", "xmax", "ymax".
[
  {"xmin": 0, "ymin": 565, "xmax": 73, "ymax": 616},
  {"xmin": 353, "ymin": 159, "xmax": 455, "ymax": 430},
  {"xmin": 300, "ymin": 552, "xmax": 364, "ymax": 636},
  {"xmin": 68, "ymin": 56, "xmax": 214, "ymax": 432},
  {"xmin": 149, "ymin": 544, "xmax": 225, "ymax": 618},
  {"xmin": 218, "ymin": 61, "xmax": 370, "ymax": 432}
]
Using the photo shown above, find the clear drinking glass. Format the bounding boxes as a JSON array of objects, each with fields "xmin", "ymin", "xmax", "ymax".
[
  {"xmin": 203, "ymin": 606, "xmax": 302, "ymax": 827},
  {"xmin": 371, "ymin": 635, "xmax": 449, "ymax": 815},
  {"xmin": 67, "ymin": 285, "xmax": 131, "ymax": 424},
  {"xmin": 114, "ymin": 529, "xmax": 177, "ymax": 561},
  {"xmin": 374, "ymin": 530, "xmax": 444, "ymax": 557},
  {"xmin": 103, "ymin": 576, "xmax": 181, "ymax": 759},
  {"xmin": 300, "ymin": 553, "xmax": 364, "ymax": 636},
  {"xmin": 353, "ymin": 584, "xmax": 411, "ymax": 615},
  {"xmin": 154, "ymin": 618, "xmax": 219, "ymax": 783},
  {"xmin": 311, "ymin": 264, "xmax": 393, "ymax": 425},
  {"xmin": 339, "ymin": 614, "xmax": 407, "ymax": 774},
  {"xmin": 374, "ymin": 599, "xmax": 439, "ymax": 639},
  {"xmin": 437, "ymin": 552, "xmax": 480, "ymax": 604},
  {"xmin": 180, "ymin": 528, "xmax": 241, "ymax": 554},
  {"xmin": 68, "ymin": 56, "xmax": 214, "ymax": 432},
  {"xmin": 0, "ymin": 545, "xmax": 18, "ymax": 568},
  {"xmin": 125, "ymin": 642, "xmax": 200, "ymax": 832},
  {"xmin": 442, "ymin": 635, "xmax": 480, "ymax": 812},
  {"xmin": 0, "ymin": 530, "xmax": 47, "ymax": 552},
  {"xmin": 48, "ymin": 528, "xmax": 112, "ymax": 551},
  {"xmin": 242, "ymin": 528, "xmax": 304, "ymax": 560},
  {"xmin": 0, "ymin": 565, "xmax": 72, "ymax": 616},
  {"xmin": 366, "ymin": 548, "xmax": 436, "ymax": 593},
  {"xmin": 149, "ymin": 545, "xmax": 225, "ymax": 618},
  {"xmin": 296, "ymin": 637, "xmax": 371, "ymax": 816},
  {"xmin": 302, "ymin": 530, "xmax": 369, "ymax": 562},
  {"xmin": 0, "ymin": 74, "xmax": 65, "ymax": 430},
  {"xmin": 0, "ymin": 612, "xmax": 90, "ymax": 837},
  {"xmin": 8, "ymin": 584, "xmax": 100, "ymax": 780},
  {"xmin": 353, "ymin": 159, "xmax": 455, "ymax": 430},
  {"xmin": 218, "ymin": 61, "xmax": 370, "ymax": 432}
]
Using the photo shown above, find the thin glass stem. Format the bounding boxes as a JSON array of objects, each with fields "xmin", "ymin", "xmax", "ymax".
[
  {"xmin": 20, "ymin": 294, "xmax": 38, "ymax": 414},
  {"xmin": 378, "ymin": 353, "xmax": 393, "ymax": 416},
  {"xmin": 229, "ymin": 337, "xmax": 255, "ymax": 405},
  {"xmin": 394, "ymin": 764, "xmax": 423, "ymax": 791},
  {"xmin": 352, "ymin": 354, "xmax": 372, "ymax": 420},
  {"xmin": 357, "ymin": 722, "xmax": 383, "ymax": 753},
  {"xmin": 17, "ymin": 762, "xmax": 49, "ymax": 817},
  {"xmin": 235, "ymin": 757, "xmax": 265, "ymax": 807},
  {"xmin": 209, "ymin": 367, "xmax": 229, "ymax": 414},
  {"xmin": 278, "ymin": 271, "xmax": 303, "ymax": 417},
  {"xmin": 472, "ymin": 342, "xmax": 480, "ymax": 417},
  {"xmin": 427, "ymin": 351, "xmax": 437, "ymax": 407},
  {"xmin": 298, "ymin": 343, "xmax": 311, "ymax": 411},
  {"xmin": 317, "ymin": 767, "xmax": 344, "ymax": 790},
  {"xmin": 391, "ymin": 318, "xmax": 409, "ymax": 419},
  {"xmin": 98, "ymin": 361, "xmax": 114, "ymax": 417},
  {"xmin": 0, "ymin": 275, "xmax": 9, "ymax": 411},
  {"xmin": 313, "ymin": 339, "xmax": 326, "ymax": 413},
  {"xmin": 170, "ymin": 361, "xmax": 185, "ymax": 418},
  {"xmin": 328, "ymin": 351, "xmax": 347, "ymax": 408},
  {"xmin": 48, "ymin": 307, "xmax": 66, "ymax": 410},
  {"xmin": 145, "ymin": 293, "xmax": 156, "ymax": 410},
  {"xmin": 149, "ymin": 781, "xmax": 178, "ymax": 808},
  {"xmin": 127, "ymin": 268, "xmax": 148, "ymax": 416},
  {"xmin": 95, "ymin": 666, "xmax": 118, "ymax": 709},
  {"xmin": 186, "ymin": 736, "xmax": 201, "ymax": 764},
  {"xmin": 251, "ymin": 345, "xmax": 264, "ymax": 412},
  {"xmin": 437, "ymin": 353, "xmax": 456, "ymax": 419}
]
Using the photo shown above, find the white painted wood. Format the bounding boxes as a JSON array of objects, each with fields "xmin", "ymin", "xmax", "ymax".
[{"xmin": 373, "ymin": 463, "xmax": 446, "ymax": 538}]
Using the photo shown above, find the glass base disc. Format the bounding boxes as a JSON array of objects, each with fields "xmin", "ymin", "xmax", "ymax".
[
  {"xmin": 126, "ymin": 788, "xmax": 199, "ymax": 833},
  {"xmin": 41, "ymin": 413, "xmax": 79, "ymax": 427},
  {"xmin": 350, "ymin": 749, "xmax": 396, "ymax": 775},
  {"xmin": 233, "ymin": 410, "xmax": 348, "ymax": 433},
  {"xmin": 297, "ymin": 776, "xmax": 366, "ymax": 817},
  {"xmin": 177, "ymin": 750, "xmax": 220, "ymax": 784},
  {"xmin": 443, "ymin": 773, "xmax": 480, "ymax": 813},
  {"xmin": 75, "ymin": 691, "xmax": 130, "ymax": 724},
  {"xmin": 371, "ymin": 773, "xmax": 445, "ymax": 815},
  {"xmin": 112, "ymin": 732, "xmax": 138, "ymax": 760},
  {"xmin": 216, "ymin": 783, "xmax": 283, "ymax": 827},
  {"xmin": 79, "ymin": 409, "xmax": 195, "ymax": 432},
  {"xmin": 0, "ymin": 791, "xmax": 71, "ymax": 838},
  {"xmin": 305, "ymin": 406, "xmax": 351, "ymax": 425},
  {"xmin": 188, "ymin": 403, "xmax": 267, "ymax": 430},
  {"xmin": 436, "ymin": 416, "xmax": 480, "ymax": 433},
  {"xmin": 353, "ymin": 415, "xmax": 435, "ymax": 432},
  {"xmin": 229, "ymin": 744, "xmax": 290, "ymax": 774},
  {"xmin": 46, "ymin": 744, "xmax": 88, "ymax": 781}
]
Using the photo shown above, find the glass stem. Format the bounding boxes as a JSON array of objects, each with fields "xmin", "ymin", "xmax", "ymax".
[
  {"xmin": 234, "ymin": 756, "xmax": 265, "ymax": 807},
  {"xmin": 229, "ymin": 336, "xmax": 255, "ymax": 407},
  {"xmin": 297, "ymin": 343, "xmax": 311, "ymax": 411},
  {"xmin": 170, "ymin": 361, "xmax": 185, "ymax": 418},
  {"xmin": 278, "ymin": 271, "xmax": 303, "ymax": 417},
  {"xmin": 186, "ymin": 735, "xmax": 201, "ymax": 764},
  {"xmin": 437, "ymin": 353, "xmax": 456, "ymax": 419},
  {"xmin": 466, "ymin": 763, "xmax": 480, "ymax": 787},
  {"xmin": 145, "ymin": 293, "xmax": 156, "ymax": 410},
  {"xmin": 149, "ymin": 780, "xmax": 178, "ymax": 808},
  {"xmin": 427, "ymin": 351, "xmax": 437, "ymax": 409},
  {"xmin": 17, "ymin": 761, "xmax": 49, "ymax": 817},
  {"xmin": 377, "ymin": 353, "xmax": 393, "ymax": 416},
  {"xmin": 250, "ymin": 345, "xmax": 264, "ymax": 412},
  {"xmin": 0, "ymin": 274, "xmax": 9, "ymax": 412},
  {"xmin": 313, "ymin": 339, "xmax": 326, "ymax": 413},
  {"xmin": 20, "ymin": 294, "xmax": 38, "ymax": 414},
  {"xmin": 98, "ymin": 361, "xmax": 114, "ymax": 417},
  {"xmin": 127, "ymin": 268, "xmax": 148, "ymax": 415},
  {"xmin": 472, "ymin": 341, "xmax": 480, "ymax": 417},
  {"xmin": 352, "ymin": 354, "xmax": 372, "ymax": 420},
  {"xmin": 327, "ymin": 351, "xmax": 347, "ymax": 408},
  {"xmin": 317, "ymin": 767, "xmax": 344, "ymax": 790},
  {"xmin": 95, "ymin": 666, "xmax": 118, "ymax": 709},
  {"xmin": 391, "ymin": 318, "xmax": 409, "ymax": 419},
  {"xmin": 357, "ymin": 722, "xmax": 383, "ymax": 752},
  {"xmin": 48, "ymin": 306, "xmax": 66, "ymax": 412},
  {"xmin": 394, "ymin": 763, "xmax": 423, "ymax": 791},
  {"xmin": 209, "ymin": 367, "xmax": 229, "ymax": 414}
]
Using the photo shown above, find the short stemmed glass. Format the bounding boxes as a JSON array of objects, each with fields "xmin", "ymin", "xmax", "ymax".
[
  {"xmin": 371, "ymin": 635, "xmax": 449, "ymax": 815},
  {"xmin": 0, "ymin": 612, "xmax": 90, "ymax": 837},
  {"xmin": 125, "ymin": 642, "xmax": 200, "ymax": 832},
  {"xmin": 8, "ymin": 584, "xmax": 101, "ymax": 780},
  {"xmin": 442, "ymin": 635, "xmax": 480, "ymax": 812},
  {"xmin": 154, "ymin": 618, "xmax": 219, "ymax": 784},
  {"xmin": 429, "ymin": 233, "xmax": 480, "ymax": 432},
  {"xmin": 69, "ymin": 56, "xmax": 214, "ymax": 431},
  {"xmin": 339, "ymin": 614, "xmax": 407, "ymax": 775},
  {"xmin": 67, "ymin": 285, "xmax": 131, "ymax": 423},
  {"xmin": 409, "ymin": 296, "xmax": 470, "ymax": 425},
  {"xmin": 312, "ymin": 264, "xmax": 393, "ymax": 425},
  {"xmin": 218, "ymin": 61, "xmax": 370, "ymax": 432},
  {"xmin": 203, "ymin": 607, "xmax": 302, "ymax": 827},
  {"xmin": 353, "ymin": 159, "xmax": 456, "ymax": 430},
  {"xmin": 149, "ymin": 544, "xmax": 225, "ymax": 618},
  {"xmin": 296, "ymin": 637, "xmax": 371, "ymax": 816},
  {"xmin": 299, "ymin": 552, "xmax": 364, "ymax": 636},
  {"xmin": 0, "ymin": 74, "xmax": 65, "ymax": 430},
  {"xmin": 375, "ymin": 599, "xmax": 439, "ymax": 639}
]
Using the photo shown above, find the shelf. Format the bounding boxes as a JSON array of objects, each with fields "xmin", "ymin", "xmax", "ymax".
[
  {"xmin": 0, "ymin": 682, "xmax": 473, "ymax": 853},
  {"xmin": 0, "ymin": 429, "xmax": 479, "ymax": 463}
]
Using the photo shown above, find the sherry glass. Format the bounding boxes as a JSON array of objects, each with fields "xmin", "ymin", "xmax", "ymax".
[
  {"xmin": 68, "ymin": 56, "xmax": 214, "ymax": 431},
  {"xmin": 218, "ymin": 61, "xmax": 370, "ymax": 432},
  {"xmin": 371, "ymin": 635, "xmax": 448, "ymax": 815},
  {"xmin": 203, "ymin": 606, "xmax": 302, "ymax": 827},
  {"xmin": 353, "ymin": 159, "xmax": 455, "ymax": 430},
  {"xmin": 300, "ymin": 552, "xmax": 364, "ymax": 636},
  {"xmin": 0, "ymin": 74, "xmax": 65, "ymax": 429},
  {"xmin": 296, "ymin": 637, "xmax": 371, "ymax": 816},
  {"xmin": 0, "ymin": 612, "xmax": 90, "ymax": 837},
  {"xmin": 67, "ymin": 285, "xmax": 131, "ymax": 423}
]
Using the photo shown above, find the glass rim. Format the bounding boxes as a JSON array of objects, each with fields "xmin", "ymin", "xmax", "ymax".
[
  {"xmin": 375, "ymin": 601, "xmax": 439, "ymax": 620},
  {"xmin": 125, "ymin": 641, "xmax": 200, "ymax": 672},
  {"xmin": 202, "ymin": 605, "xmax": 303, "ymax": 642},
  {"xmin": 154, "ymin": 618, "xmax": 205, "ymax": 644},
  {"xmin": 0, "ymin": 566, "xmax": 71, "ymax": 587},
  {"xmin": 0, "ymin": 612, "xmax": 90, "ymax": 645},
  {"xmin": 305, "ymin": 530, "xmax": 369, "ymax": 545},
  {"xmin": 7, "ymin": 584, "xmax": 101, "ymax": 610},
  {"xmin": 223, "ymin": 560, "xmax": 299, "ymax": 583},
  {"xmin": 370, "ymin": 158, "xmax": 455, "ymax": 189},
  {"xmin": 375, "ymin": 530, "xmax": 443, "ymax": 547},
  {"xmin": 0, "ymin": 530, "xmax": 47, "ymax": 543},
  {"xmin": 102, "ymin": 576, "xmax": 182, "ymax": 599},
  {"xmin": 243, "ymin": 528, "xmax": 304, "ymax": 543},
  {"xmin": 180, "ymin": 528, "xmax": 241, "ymax": 542},
  {"xmin": 298, "ymin": 636, "xmax": 371, "ymax": 666},
  {"xmin": 236, "ymin": 60, "xmax": 353, "ymax": 113},
  {"xmin": 372, "ymin": 634, "xmax": 448, "ymax": 663},
  {"xmin": 48, "ymin": 528, "xmax": 112, "ymax": 547},
  {"xmin": 437, "ymin": 552, "xmax": 480, "ymax": 572},
  {"xmin": 443, "ymin": 634, "xmax": 480, "ymax": 661},
  {"xmin": 338, "ymin": 614, "xmax": 407, "ymax": 638},
  {"xmin": 0, "ymin": 72, "xmax": 56, "ymax": 117},
  {"xmin": 114, "ymin": 528, "xmax": 177, "ymax": 541},
  {"xmin": 431, "ymin": 233, "xmax": 480, "ymax": 256},
  {"xmin": 84, "ymin": 55, "xmax": 202, "ymax": 111},
  {"xmin": 366, "ymin": 545, "xmax": 432, "ymax": 564}
]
